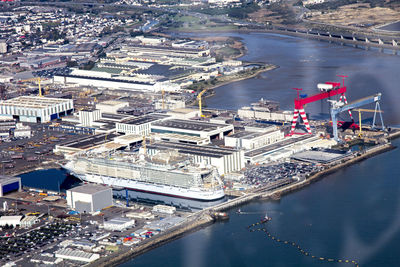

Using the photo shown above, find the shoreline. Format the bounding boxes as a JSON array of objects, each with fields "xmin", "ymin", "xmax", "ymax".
[
  {"xmin": 169, "ymin": 28, "xmax": 400, "ymax": 52},
  {"xmin": 204, "ymin": 64, "xmax": 278, "ymax": 92},
  {"xmin": 187, "ymin": 64, "xmax": 278, "ymax": 107},
  {"xmin": 87, "ymin": 213, "xmax": 215, "ymax": 267}
]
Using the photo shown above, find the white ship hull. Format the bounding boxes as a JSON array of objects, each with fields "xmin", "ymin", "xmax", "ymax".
[{"xmin": 67, "ymin": 171, "xmax": 225, "ymax": 201}]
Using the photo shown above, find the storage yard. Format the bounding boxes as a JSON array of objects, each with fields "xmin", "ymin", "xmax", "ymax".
[{"xmin": 0, "ymin": 188, "xmax": 192, "ymax": 266}]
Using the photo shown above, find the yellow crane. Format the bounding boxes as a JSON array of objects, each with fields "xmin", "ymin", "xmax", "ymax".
[
  {"xmin": 37, "ymin": 77, "xmax": 42, "ymax": 97},
  {"xmin": 353, "ymin": 108, "xmax": 384, "ymax": 137},
  {"xmin": 20, "ymin": 77, "xmax": 42, "ymax": 97},
  {"xmin": 197, "ymin": 89, "xmax": 207, "ymax": 117}
]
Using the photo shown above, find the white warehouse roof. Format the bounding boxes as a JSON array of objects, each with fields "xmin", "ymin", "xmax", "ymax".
[
  {"xmin": 68, "ymin": 184, "xmax": 111, "ymax": 195},
  {"xmin": 55, "ymin": 248, "xmax": 100, "ymax": 263},
  {"xmin": 0, "ymin": 96, "xmax": 72, "ymax": 109}
]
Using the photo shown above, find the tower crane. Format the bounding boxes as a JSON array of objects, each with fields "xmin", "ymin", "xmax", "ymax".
[
  {"xmin": 197, "ymin": 88, "xmax": 207, "ymax": 117},
  {"xmin": 37, "ymin": 77, "xmax": 42, "ymax": 97},
  {"xmin": 289, "ymin": 76, "xmax": 352, "ymax": 136},
  {"xmin": 19, "ymin": 77, "xmax": 43, "ymax": 97}
]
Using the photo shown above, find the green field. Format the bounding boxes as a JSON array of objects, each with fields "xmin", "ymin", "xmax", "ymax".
[{"xmin": 166, "ymin": 14, "xmax": 238, "ymax": 32}]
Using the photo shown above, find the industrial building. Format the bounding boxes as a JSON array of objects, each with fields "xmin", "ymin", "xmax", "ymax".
[
  {"xmin": 20, "ymin": 216, "xmax": 39, "ymax": 228},
  {"xmin": 66, "ymin": 184, "xmax": 113, "ymax": 213},
  {"xmin": 103, "ymin": 217, "xmax": 135, "ymax": 231},
  {"xmin": 154, "ymin": 98, "xmax": 185, "ymax": 110},
  {"xmin": 152, "ymin": 205, "xmax": 176, "ymax": 215},
  {"xmin": 54, "ymin": 133, "xmax": 118, "ymax": 155},
  {"xmin": 113, "ymin": 134, "xmax": 143, "ymax": 148},
  {"xmin": 116, "ymin": 114, "xmax": 169, "ymax": 135},
  {"xmin": 126, "ymin": 211, "xmax": 155, "ymax": 220},
  {"xmin": 0, "ymin": 176, "xmax": 21, "ymax": 197},
  {"xmin": 244, "ymin": 135, "xmax": 335, "ymax": 164},
  {"xmin": 54, "ymin": 73, "xmax": 156, "ymax": 91},
  {"xmin": 55, "ymin": 248, "xmax": 100, "ymax": 263},
  {"xmin": 30, "ymin": 255, "xmax": 63, "ymax": 265},
  {"xmin": 53, "ymin": 69, "xmax": 180, "ymax": 92},
  {"xmin": 146, "ymin": 141, "xmax": 244, "ymax": 175},
  {"xmin": 54, "ymin": 133, "xmax": 143, "ymax": 156},
  {"xmin": 96, "ymin": 100, "xmax": 129, "ymax": 114},
  {"xmin": 291, "ymin": 149, "xmax": 352, "ymax": 164},
  {"xmin": 166, "ymin": 108, "xmax": 199, "ymax": 119},
  {"xmin": 150, "ymin": 119, "xmax": 234, "ymax": 141},
  {"xmin": 224, "ymin": 127, "xmax": 284, "ymax": 150},
  {"xmin": 237, "ymin": 98, "xmax": 293, "ymax": 122},
  {"xmin": 14, "ymin": 123, "xmax": 32, "ymax": 138},
  {"xmin": 0, "ymin": 96, "xmax": 74, "ymax": 123},
  {"xmin": 238, "ymin": 107, "xmax": 293, "ymax": 122},
  {"xmin": 75, "ymin": 108, "xmax": 133, "ymax": 133},
  {"xmin": 0, "ymin": 216, "xmax": 22, "ymax": 227},
  {"xmin": 0, "ymin": 116, "xmax": 15, "ymax": 139},
  {"xmin": 79, "ymin": 109, "xmax": 101, "ymax": 126},
  {"xmin": 120, "ymin": 43, "xmax": 210, "ymax": 58},
  {"xmin": 153, "ymin": 133, "xmax": 209, "ymax": 145}
]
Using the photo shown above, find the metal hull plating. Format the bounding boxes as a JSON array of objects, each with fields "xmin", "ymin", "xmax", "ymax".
[{"xmin": 66, "ymin": 170, "xmax": 225, "ymax": 201}]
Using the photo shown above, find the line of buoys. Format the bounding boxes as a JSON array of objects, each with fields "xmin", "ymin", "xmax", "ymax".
[{"xmin": 248, "ymin": 221, "xmax": 359, "ymax": 267}]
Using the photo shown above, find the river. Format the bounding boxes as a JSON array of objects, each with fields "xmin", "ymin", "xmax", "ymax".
[
  {"xmin": 199, "ymin": 32, "xmax": 400, "ymax": 124},
  {"xmin": 118, "ymin": 32, "xmax": 400, "ymax": 267}
]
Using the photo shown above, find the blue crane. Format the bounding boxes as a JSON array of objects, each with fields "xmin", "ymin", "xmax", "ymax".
[{"xmin": 329, "ymin": 93, "xmax": 385, "ymax": 142}]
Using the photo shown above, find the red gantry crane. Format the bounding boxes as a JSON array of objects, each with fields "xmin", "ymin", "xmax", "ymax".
[{"xmin": 289, "ymin": 75, "xmax": 353, "ymax": 135}]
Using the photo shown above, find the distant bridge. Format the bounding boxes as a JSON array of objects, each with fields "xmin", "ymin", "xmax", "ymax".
[{"xmin": 267, "ymin": 26, "xmax": 400, "ymax": 51}]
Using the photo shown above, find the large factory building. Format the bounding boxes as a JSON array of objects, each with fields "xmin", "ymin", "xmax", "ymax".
[
  {"xmin": 0, "ymin": 96, "xmax": 74, "ymax": 123},
  {"xmin": 150, "ymin": 119, "xmax": 234, "ymax": 142},
  {"xmin": 66, "ymin": 184, "xmax": 112, "ymax": 213},
  {"xmin": 0, "ymin": 176, "xmax": 21, "ymax": 197}
]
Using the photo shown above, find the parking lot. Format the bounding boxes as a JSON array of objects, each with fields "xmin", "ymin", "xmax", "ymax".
[
  {"xmin": 32, "ymin": 66, "xmax": 70, "ymax": 79},
  {"xmin": 0, "ymin": 191, "xmax": 191, "ymax": 266},
  {"xmin": 243, "ymin": 162, "xmax": 323, "ymax": 188}
]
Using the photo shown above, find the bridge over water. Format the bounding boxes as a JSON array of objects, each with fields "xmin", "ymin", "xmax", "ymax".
[{"xmin": 268, "ymin": 26, "xmax": 400, "ymax": 52}]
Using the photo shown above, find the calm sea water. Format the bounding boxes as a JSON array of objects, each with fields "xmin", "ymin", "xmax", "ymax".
[{"xmin": 19, "ymin": 168, "xmax": 79, "ymax": 192}]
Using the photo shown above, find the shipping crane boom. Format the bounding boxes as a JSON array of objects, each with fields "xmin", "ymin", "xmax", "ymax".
[{"xmin": 330, "ymin": 93, "xmax": 384, "ymax": 142}]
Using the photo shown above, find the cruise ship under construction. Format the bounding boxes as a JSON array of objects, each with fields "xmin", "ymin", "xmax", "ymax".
[{"xmin": 63, "ymin": 150, "xmax": 225, "ymax": 201}]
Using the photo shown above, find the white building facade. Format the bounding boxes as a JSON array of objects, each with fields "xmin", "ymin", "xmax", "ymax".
[
  {"xmin": 66, "ymin": 184, "xmax": 113, "ymax": 213},
  {"xmin": 0, "ymin": 96, "xmax": 74, "ymax": 123}
]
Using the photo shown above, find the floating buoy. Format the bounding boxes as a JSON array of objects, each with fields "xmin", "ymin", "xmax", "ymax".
[{"xmin": 247, "ymin": 221, "xmax": 359, "ymax": 267}]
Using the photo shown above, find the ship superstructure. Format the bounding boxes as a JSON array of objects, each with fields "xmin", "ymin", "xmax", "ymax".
[{"xmin": 63, "ymin": 149, "xmax": 225, "ymax": 201}]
